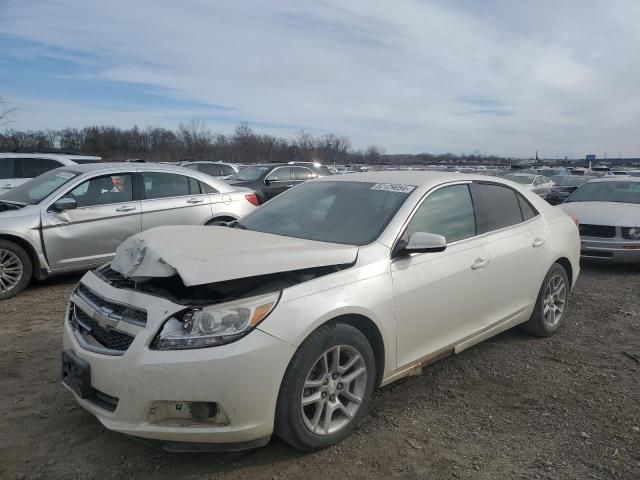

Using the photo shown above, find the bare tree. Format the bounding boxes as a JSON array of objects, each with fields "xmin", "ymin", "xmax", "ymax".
[{"xmin": 0, "ymin": 97, "xmax": 16, "ymax": 127}]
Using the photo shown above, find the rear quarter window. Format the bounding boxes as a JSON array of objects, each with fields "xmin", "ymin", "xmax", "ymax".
[{"xmin": 470, "ymin": 183, "xmax": 525, "ymax": 234}]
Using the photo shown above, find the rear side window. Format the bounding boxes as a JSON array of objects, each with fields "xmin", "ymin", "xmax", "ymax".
[
  {"xmin": 517, "ymin": 194, "xmax": 538, "ymax": 221},
  {"xmin": 470, "ymin": 183, "xmax": 524, "ymax": 234},
  {"xmin": 0, "ymin": 158, "xmax": 15, "ymax": 179},
  {"xmin": 15, "ymin": 158, "xmax": 63, "ymax": 178},
  {"xmin": 198, "ymin": 164, "xmax": 223, "ymax": 177},
  {"xmin": 142, "ymin": 172, "xmax": 191, "ymax": 199},
  {"xmin": 406, "ymin": 184, "xmax": 476, "ymax": 243},
  {"xmin": 291, "ymin": 166, "xmax": 316, "ymax": 181},
  {"xmin": 219, "ymin": 164, "xmax": 236, "ymax": 176}
]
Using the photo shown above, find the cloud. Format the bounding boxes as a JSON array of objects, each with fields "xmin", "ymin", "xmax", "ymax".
[{"xmin": 1, "ymin": 0, "xmax": 640, "ymax": 157}]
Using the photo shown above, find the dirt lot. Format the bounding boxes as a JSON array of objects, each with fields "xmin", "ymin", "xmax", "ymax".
[{"xmin": 1, "ymin": 263, "xmax": 639, "ymax": 480}]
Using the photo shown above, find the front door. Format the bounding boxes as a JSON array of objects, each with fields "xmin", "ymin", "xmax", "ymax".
[
  {"xmin": 41, "ymin": 173, "xmax": 141, "ymax": 271},
  {"xmin": 391, "ymin": 183, "xmax": 492, "ymax": 368},
  {"xmin": 263, "ymin": 167, "xmax": 293, "ymax": 200}
]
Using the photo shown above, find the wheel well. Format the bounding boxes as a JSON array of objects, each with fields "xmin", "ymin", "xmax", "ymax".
[
  {"xmin": 555, "ymin": 257, "xmax": 573, "ymax": 287},
  {"xmin": 205, "ymin": 215, "xmax": 237, "ymax": 225},
  {"xmin": 0, "ymin": 234, "xmax": 42, "ymax": 279},
  {"xmin": 328, "ymin": 314, "xmax": 386, "ymax": 387}
]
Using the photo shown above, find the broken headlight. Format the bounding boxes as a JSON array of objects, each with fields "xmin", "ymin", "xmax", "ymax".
[{"xmin": 152, "ymin": 292, "xmax": 280, "ymax": 350}]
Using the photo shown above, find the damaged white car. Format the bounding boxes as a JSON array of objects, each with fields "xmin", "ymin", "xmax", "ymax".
[{"xmin": 62, "ymin": 172, "xmax": 581, "ymax": 451}]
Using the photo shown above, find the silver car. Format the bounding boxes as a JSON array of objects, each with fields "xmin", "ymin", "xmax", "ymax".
[
  {"xmin": 505, "ymin": 173, "xmax": 555, "ymax": 198},
  {"xmin": 560, "ymin": 177, "xmax": 640, "ymax": 263},
  {"xmin": 0, "ymin": 163, "xmax": 258, "ymax": 299}
]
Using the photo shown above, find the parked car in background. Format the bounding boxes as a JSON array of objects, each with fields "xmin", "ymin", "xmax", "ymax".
[
  {"xmin": 0, "ymin": 163, "xmax": 258, "ymax": 299},
  {"xmin": 546, "ymin": 175, "xmax": 592, "ymax": 205},
  {"xmin": 61, "ymin": 171, "xmax": 579, "ymax": 451},
  {"xmin": 179, "ymin": 161, "xmax": 239, "ymax": 179},
  {"xmin": 560, "ymin": 177, "xmax": 640, "ymax": 263},
  {"xmin": 287, "ymin": 161, "xmax": 334, "ymax": 177},
  {"xmin": 225, "ymin": 163, "xmax": 324, "ymax": 202},
  {"xmin": 0, "ymin": 153, "xmax": 102, "ymax": 194},
  {"xmin": 504, "ymin": 173, "xmax": 555, "ymax": 198}
]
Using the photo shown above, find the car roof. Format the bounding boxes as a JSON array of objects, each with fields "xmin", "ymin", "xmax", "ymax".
[
  {"xmin": 0, "ymin": 152, "xmax": 102, "ymax": 162},
  {"xmin": 315, "ymin": 170, "xmax": 491, "ymax": 187},
  {"xmin": 587, "ymin": 176, "xmax": 640, "ymax": 183}
]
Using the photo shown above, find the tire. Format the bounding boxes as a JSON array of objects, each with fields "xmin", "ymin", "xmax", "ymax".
[
  {"xmin": 0, "ymin": 240, "xmax": 32, "ymax": 300},
  {"xmin": 275, "ymin": 322, "xmax": 376, "ymax": 451},
  {"xmin": 520, "ymin": 263, "xmax": 570, "ymax": 337}
]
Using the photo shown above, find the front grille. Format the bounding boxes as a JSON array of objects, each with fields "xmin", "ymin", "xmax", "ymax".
[
  {"xmin": 70, "ymin": 306, "xmax": 135, "ymax": 351},
  {"xmin": 95, "ymin": 265, "xmax": 137, "ymax": 290},
  {"xmin": 77, "ymin": 284, "xmax": 147, "ymax": 326},
  {"xmin": 579, "ymin": 224, "xmax": 616, "ymax": 238}
]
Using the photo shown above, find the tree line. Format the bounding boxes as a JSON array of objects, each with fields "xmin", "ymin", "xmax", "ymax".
[{"xmin": 0, "ymin": 120, "xmax": 390, "ymax": 165}]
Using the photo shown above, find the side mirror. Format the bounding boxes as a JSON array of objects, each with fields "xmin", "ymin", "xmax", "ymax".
[
  {"xmin": 264, "ymin": 178, "xmax": 273, "ymax": 185},
  {"xmin": 395, "ymin": 232, "xmax": 447, "ymax": 256},
  {"xmin": 52, "ymin": 197, "xmax": 78, "ymax": 212}
]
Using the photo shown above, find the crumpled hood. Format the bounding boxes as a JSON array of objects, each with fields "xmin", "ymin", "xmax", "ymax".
[
  {"xmin": 111, "ymin": 225, "xmax": 358, "ymax": 286},
  {"xmin": 560, "ymin": 201, "xmax": 640, "ymax": 227}
]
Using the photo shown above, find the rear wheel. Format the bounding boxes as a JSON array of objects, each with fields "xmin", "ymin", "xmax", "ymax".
[
  {"xmin": 521, "ymin": 263, "xmax": 569, "ymax": 337},
  {"xmin": 0, "ymin": 240, "xmax": 32, "ymax": 300},
  {"xmin": 275, "ymin": 323, "xmax": 376, "ymax": 451}
]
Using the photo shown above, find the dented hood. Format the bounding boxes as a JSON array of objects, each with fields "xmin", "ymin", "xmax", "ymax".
[{"xmin": 111, "ymin": 225, "xmax": 358, "ymax": 286}]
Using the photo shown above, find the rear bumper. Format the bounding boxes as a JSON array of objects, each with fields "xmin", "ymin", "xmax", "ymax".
[{"xmin": 580, "ymin": 237, "xmax": 640, "ymax": 263}]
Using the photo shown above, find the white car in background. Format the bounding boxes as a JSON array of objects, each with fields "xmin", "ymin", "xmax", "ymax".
[
  {"xmin": 61, "ymin": 172, "xmax": 580, "ymax": 452},
  {"xmin": 504, "ymin": 173, "xmax": 555, "ymax": 198},
  {"xmin": 0, "ymin": 153, "xmax": 102, "ymax": 194}
]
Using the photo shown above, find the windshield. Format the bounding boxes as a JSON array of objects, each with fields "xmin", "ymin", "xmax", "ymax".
[
  {"xmin": 551, "ymin": 176, "xmax": 588, "ymax": 187},
  {"xmin": 238, "ymin": 181, "xmax": 413, "ymax": 245},
  {"xmin": 506, "ymin": 174, "xmax": 535, "ymax": 184},
  {"xmin": 228, "ymin": 166, "xmax": 269, "ymax": 182},
  {"xmin": 0, "ymin": 169, "xmax": 79, "ymax": 205},
  {"xmin": 566, "ymin": 181, "xmax": 640, "ymax": 204}
]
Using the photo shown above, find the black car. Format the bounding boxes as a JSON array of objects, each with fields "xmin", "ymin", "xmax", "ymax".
[
  {"xmin": 546, "ymin": 175, "xmax": 592, "ymax": 205},
  {"xmin": 225, "ymin": 163, "xmax": 331, "ymax": 202}
]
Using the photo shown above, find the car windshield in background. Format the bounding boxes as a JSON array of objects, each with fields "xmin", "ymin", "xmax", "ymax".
[
  {"xmin": 228, "ymin": 166, "xmax": 269, "ymax": 181},
  {"xmin": 551, "ymin": 176, "xmax": 588, "ymax": 187},
  {"xmin": 239, "ymin": 181, "xmax": 413, "ymax": 245},
  {"xmin": 506, "ymin": 175, "xmax": 535, "ymax": 184},
  {"xmin": 0, "ymin": 169, "xmax": 79, "ymax": 205},
  {"xmin": 566, "ymin": 181, "xmax": 640, "ymax": 204}
]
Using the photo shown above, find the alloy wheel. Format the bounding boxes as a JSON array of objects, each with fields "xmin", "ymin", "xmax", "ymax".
[
  {"xmin": 0, "ymin": 248, "xmax": 23, "ymax": 293},
  {"xmin": 300, "ymin": 344, "xmax": 367, "ymax": 435},
  {"xmin": 542, "ymin": 274, "xmax": 566, "ymax": 328}
]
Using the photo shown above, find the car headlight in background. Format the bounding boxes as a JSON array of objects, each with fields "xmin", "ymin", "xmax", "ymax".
[
  {"xmin": 153, "ymin": 292, "xmax": 280, "ymax": 350},
  {"xmin": 622, "ymin": 227, "xmax": 640, "ymax": 240}
]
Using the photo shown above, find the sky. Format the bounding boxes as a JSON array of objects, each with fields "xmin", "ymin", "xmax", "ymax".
[{"xmin": 1, "ymin": 0, "xmax": 640, "ymax": 157}]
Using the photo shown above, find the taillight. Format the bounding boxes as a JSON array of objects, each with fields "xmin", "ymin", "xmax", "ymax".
[
  {"xmin": 245, "ymin": 193, "xmax": 259, "ymax": 206},
  {"xmin": 570, "ymin": 215, "xmax": 579, "ymax": 227}
]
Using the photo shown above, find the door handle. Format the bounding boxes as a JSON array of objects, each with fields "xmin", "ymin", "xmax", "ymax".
[
  {"xmin": 471, "ymin": 258, "xmax": 490, "ymax": 270},
  {"xmin": 115, "ymin": 205, "xmax": 136, "ymax": 212},
  {"xmin": 186, "ymin": 198, "xmax": 204, "ymax": 204},
  {"xmin": 532, "ymin": 238, "xmax": 546, "ymax": 248}
]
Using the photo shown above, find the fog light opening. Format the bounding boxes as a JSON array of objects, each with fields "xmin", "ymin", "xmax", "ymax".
[{"xmin": 190, "ymin": 402, "xmax": 218, "ymax": 421}]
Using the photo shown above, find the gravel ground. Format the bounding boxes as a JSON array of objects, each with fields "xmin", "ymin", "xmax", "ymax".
[{"xmin": 0, "ymin": 262, "xmax": 639, "ymax": 480}]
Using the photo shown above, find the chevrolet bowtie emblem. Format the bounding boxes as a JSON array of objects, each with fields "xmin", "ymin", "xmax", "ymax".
[{"xmin": 93, "ymin": 306, "xmax": 119, "ymax": 329}]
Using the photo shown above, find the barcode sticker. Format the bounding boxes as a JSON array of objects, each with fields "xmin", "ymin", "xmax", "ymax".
[{"xmin": 370, "ymin": 183, "xmax": 416, "ymax": 194}]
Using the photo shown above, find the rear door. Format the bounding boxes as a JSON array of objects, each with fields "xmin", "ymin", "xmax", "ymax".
[
  {"xmin": 469, "ymin": 182, "xmax": 550, "ymax": 326},
  {"xmin": 140, "ymin": 171, "xmax": 212, "ymax": 229},
  {"xmin": 41, "ymin": 172, "xmax": 141, "ymax": 271}
]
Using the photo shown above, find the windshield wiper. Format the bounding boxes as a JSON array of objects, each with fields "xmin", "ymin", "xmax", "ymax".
[{"xmin": 0, "ymin": 200, "xmax": 27, "ymax": 208}]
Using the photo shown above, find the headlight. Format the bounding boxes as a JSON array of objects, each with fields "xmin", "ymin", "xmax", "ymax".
[
  {"xmin": 152, "ymin": 292, "xmax": 280, "ymax": 350},
  {"xmin": 622, "ymin": 227, "xmax": 640, "ymax": 240}
]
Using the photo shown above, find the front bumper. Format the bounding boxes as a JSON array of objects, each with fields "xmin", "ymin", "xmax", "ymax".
[
  {"xmin": 62, "ymin": 271, "xmax": 296, "ymax": 447},
  {"xmin": 580, "ymin": 237, "xmax": 640, "ymax": 263}
]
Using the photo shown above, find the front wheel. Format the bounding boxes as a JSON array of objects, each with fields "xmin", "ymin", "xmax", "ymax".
[
  {"xmin": 275, "ymin": 323, "xmax": 376, "ymax": 451},
  {"xmin": 0, "ymin": 240, "xmax": 32, "ymax": 300},
  {"xmin": 521, "ymin": 263, "xmax": 570, "ymax": 337}
]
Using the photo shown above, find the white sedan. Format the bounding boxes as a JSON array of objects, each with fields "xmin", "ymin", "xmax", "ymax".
[{"xmin": 61, "ymin": 172, "xmax": 580, "ymax": 451}]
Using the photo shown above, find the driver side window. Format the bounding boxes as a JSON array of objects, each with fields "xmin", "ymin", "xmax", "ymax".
[
  {"xmin": 266, "ymin": 167, "xmax": 291, "ymax": 182},
  {"xmin": 67, "ymin": 174, "xmax": 134, "ymax": 207},
  {"xmin": 406, "ymin": 184, "xmax": 476, "ymax": 243}
]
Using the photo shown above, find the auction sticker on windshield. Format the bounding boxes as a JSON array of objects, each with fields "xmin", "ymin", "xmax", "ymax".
[{"xmin": 370, "ymin": 183, "xmax": 415, "ymax": 194}]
